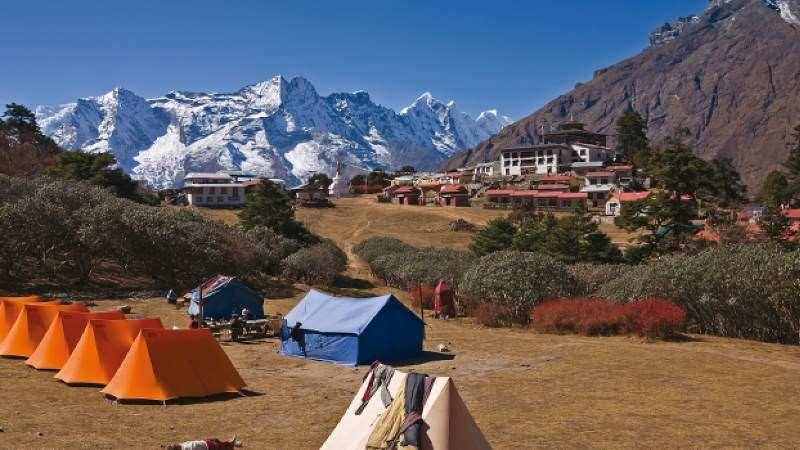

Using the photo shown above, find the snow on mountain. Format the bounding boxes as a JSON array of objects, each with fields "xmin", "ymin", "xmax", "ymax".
[{"xmin": 35, "ymin": 76, "xmax": 509, "ymax": 189}]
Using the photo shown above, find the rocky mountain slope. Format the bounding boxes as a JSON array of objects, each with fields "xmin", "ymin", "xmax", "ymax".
[
  {"xmin": 36, "ymin": 76, "xmax": 510, "ymax": 188},
  {"xmin": 446, "ymin": 0, "xmax": 800, "ymax": 190}
]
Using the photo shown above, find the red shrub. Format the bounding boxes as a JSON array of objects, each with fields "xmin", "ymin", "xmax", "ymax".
[
  {"xmin": 408, "ymin": 284, "xmax": 436, "ymax": 308},
  {"xmin": 532, "ymin": 297, "xmax": 685, "ymax": 338},
  {"xmin": 626, "ymin": 298, "xmax": 686, "ymax": 338},
  {"xmin": 473, "ymin": 303, "xmax": 516, "ymax": 327}
]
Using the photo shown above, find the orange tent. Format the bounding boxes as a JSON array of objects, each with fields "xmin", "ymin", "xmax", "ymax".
[
  {"xmin": 101, "ymin": 328, "xmax": 245, "ymax": 401},
  {"xmin": 0, "ymin": 297, "xmax": 49, "ymax": 341},
  {"xmin": 0, "ymin": 302, "xmax": 88, "ymax": 358},
  {"xmin": 55, "ymin": 318, "xmax": 163, "ymax": 385},
  {"xmin": 26, "ymin": 310, "xmax": 126, "ymax": 370}
]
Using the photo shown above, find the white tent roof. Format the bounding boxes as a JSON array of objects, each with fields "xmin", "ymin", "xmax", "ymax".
[{"xmin": 321, "ymin": 369, "xmax": 491, "ymax": 450}]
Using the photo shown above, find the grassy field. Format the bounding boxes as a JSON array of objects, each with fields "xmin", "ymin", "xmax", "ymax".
[{"xmin": 2, "ymin": 197, "xmax": 800, "ymax": 449}]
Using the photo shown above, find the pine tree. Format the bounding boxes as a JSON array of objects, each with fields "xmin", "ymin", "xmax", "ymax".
[
  {"xmin": 758, "ymin": 206, "xmax": 790, "ymax": 242},
  {"xmin": 709, "ymin": 157, "xmax": 747, "ymax": 207},
  {"xmin": 469, "ymin": 218, "xmax": 516, "ymax": 256},
  {"xmin": 757, "ymin": 170, "xmax": 791, "ymax": 207},
  {"xmin": 239, "ymin": 180, "xmax": 315, "ymax": 243},
  {"xmin": 615, "ymin": 110, "xmax": 649, "ymax": 166}
]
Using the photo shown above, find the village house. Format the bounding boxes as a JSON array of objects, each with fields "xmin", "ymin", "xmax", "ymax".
[
  {"xmin": 604, "ymin": 191, "xmax": 652, "ymax": 216},
  {"xmin": 473, "ymin": 161, "xmax": 499, "ymax": 179},
  {"xmin": 183, "ymin": 172, "xmax": 246, "ymax": 207},
  {"xmin": 499, "ymin": 122, "xmax": 613, "ymax": 177},
  {"xmin": 438, "ymin": 184, "xmax": 470, "ymax": 207},
  {"xmin": 390, "ymin": 185, "xmax": 422, "ymax": 205},
  {"xmin": 607, "ymin": 165, "xmax": 634, "ymax": 188},
  {"xmin": 484, "ymin": 188, "xmax": 587, "ymax": 210},
  {"xmin": 581, "ymin": 171, "xmax": 617, "ymax": 209}
]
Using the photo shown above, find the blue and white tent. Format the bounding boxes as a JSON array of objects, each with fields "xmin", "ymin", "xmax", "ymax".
[
  {"xmin": 280, "ymin": 290, "xmax": 424, "ymax": 366},
  {"xmin": 188, "ymin": 275, "xmax": 265, "ymax": 320}
]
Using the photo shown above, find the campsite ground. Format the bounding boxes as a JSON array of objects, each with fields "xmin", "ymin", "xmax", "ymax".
[{"xmin": 2, "ymin": 197, "xmax": 800, "ymax": 449}]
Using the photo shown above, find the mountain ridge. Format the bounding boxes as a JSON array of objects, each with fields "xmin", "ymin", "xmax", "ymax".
[
  {"xmin": 36, "ymin": 75, "xmax": 511, "ymax": 188},
  {"xmin": 445, "ymin": 0, "xmax": 800, "ymax": 190}
]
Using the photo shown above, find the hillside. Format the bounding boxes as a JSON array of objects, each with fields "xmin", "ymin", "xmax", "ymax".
[
  {"xmin": 35, "ymin": 77, "xmax": 511, "ymax": 189},
  {"xmin": 446, "ymin": 0, "xmax": 800, "ymax": 190}
]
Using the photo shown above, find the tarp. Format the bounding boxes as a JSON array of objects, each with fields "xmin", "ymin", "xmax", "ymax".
[
  {"xmin": 101, "ymin": 328, "xmax": 245, "ymax": 401},
  {"xmin": 433, "ymin": 280, "xmax": 456, "ymax": 318},
  {"xmin": 0, "ymin": 303, "xmax": 89, "ymax": 358},
  {"xmin": 280, "ymin": 290, "xmax": 424, "ymax": 365},
  {"xmin": 55, "ymin": 318, "xmax": 164, "ymax": 385},
  {"xmin": 321, "ymin": 369, "xmax": 491, "ymax": 450},
  {"xmin": 26, "ymin": 310, "xmax": 125, "ymax": 370},
  {"xmin": 0, "ymin": 297, "xmax": 49, "ymax": 341},
  {"xmin": 188, "ymin": 275, "xmax": 264, "ymax": 320}
]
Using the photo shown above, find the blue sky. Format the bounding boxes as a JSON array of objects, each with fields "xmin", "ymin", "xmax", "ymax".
[{"xmin": 1, "ymin": 0, "xmax": 706, "ymax": 119}]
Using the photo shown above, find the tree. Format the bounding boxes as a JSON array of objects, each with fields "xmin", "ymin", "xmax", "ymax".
[
  {"xmin": 709, "ymin": 157, "xmax": 747, "ymax": 207},
  {"xmin": 758, "ymin": 206, "xmax": 790, "ymax": 243},
  {"xmin": 757, "ymin": 170, "xmax": 791, "ymax": 207},
  {"xmin": 350, "ymin": 174, "xmax": 366, "ymax": 186},
  {"xmin": 0, "ymin": 103, "xmax": 61, "ymax": 177},
  {"xmin": 1, "ymin": 103, "xmax": 41, "ymax": 138},
  {"xmin": 615, "ymin": 111, "xmax": 649, "ymax": 167},
  {"xmin": 469, "ymin": 218, "xmax": 516, "ymax": 256},
  {"xmin": 783, "ymin": 124, "xmax": 800, "ymax": 183},
  {"xmin": 47, "ymin": 151, "xmax": 157, "ymax": 204},
  {"xmin": 649, "ymin": 133, "xmax": 716, "ymax": 197},
  {"xmin": 306, "ymin": 173, "xmax": 332, "ymax": 191},
  {"xmin": 366, "ymin": 169, "xmax": 391, "ymax": 186},
  {"xmin": 239, "ymin": 179, "xmax": 316, "ymax": 243}
]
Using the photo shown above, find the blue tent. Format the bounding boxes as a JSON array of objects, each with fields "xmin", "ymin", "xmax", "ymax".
[
  {"xmin": 280, "ymin": 290, "xmax": 424, "ymax": 366},
  {"xmin": 188, "ymin": 276, "xmax": 264, "ymax": 320}
]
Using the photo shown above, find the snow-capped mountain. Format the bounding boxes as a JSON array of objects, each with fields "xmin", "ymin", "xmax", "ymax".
[{"xmin": 35, "ymin": 76, "xmax": 510, "ymax": 188}]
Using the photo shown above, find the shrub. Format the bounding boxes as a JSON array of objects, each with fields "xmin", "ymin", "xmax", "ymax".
[
  {"xmin": 599, "ymin": 243, "xmax": 800, "ymax": 343},
  {"xmin": 568, "ymin": 263, "xmax": 631, "ymax": 296},
  {"xmin": 532, "ymin": 297, "xmax": 630, "ymax": 336},
  {"xmin": 353, "ymin": 237, "xmax": 414, "ymax": 266},
  {"xmin": 627, "ymin": 298, "xmax": 686, "ymax": 338},
  {"xmin": 473, "ymin": 303, "xmax": 516, "ymax": 327},
  {"xmin": 532, "ymin": 297, "xmax": 685, "ymax": 338},
  {"xmin": 459, "ymin": 251, "xmax": 578, "ymax": 323},
  {"xmin": 246, "ymin": 226, "xmax": 302, "ymax": 275},
  {"xmin": 282, "ymin": 241, "xmax": 348, "ymax": 286},
  {"xmin": 0, "ymin": 175, "xmax": 310, "ymax": 291}
]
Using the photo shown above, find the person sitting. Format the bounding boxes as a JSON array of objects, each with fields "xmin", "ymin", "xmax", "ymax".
[{"xmin": 240, "ymin": 307, "xmax": 251, "ymax": 320}]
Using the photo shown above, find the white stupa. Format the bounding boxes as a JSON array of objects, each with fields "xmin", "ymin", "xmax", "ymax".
[{"xmin": 329, "ymin": 162, "xmax": 351, "ymax": 198}]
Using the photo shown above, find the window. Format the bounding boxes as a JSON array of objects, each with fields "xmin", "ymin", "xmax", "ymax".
[
  {"xmin": 505, "ymin": 169, "xmax": 510, "ymax": 175},
  {"xmin": 512, "ymin": 161, "xmax": 519, "ymax": 166},
  {"xmin": 221, "ymin": 187, "xmax": 228, "ymax": 194},
  {"xmin": 209, "ymin": 187, "xmax": 216, "ymax": 194},
  {"xmin": 195, "ymin": 196, "xmax": 203, "ymax": 203},
  {"xmin": 231, "ymin": 188, "xmax": 240, "ymax": 199},
  {"xmin": 218, "ymin": 196, "xmax": 224, "ymax": 203}
]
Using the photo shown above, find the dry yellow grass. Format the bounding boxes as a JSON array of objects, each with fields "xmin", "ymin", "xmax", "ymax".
[{"xmin": 1, "ymin": 197, "xmax": 800, "ymax": 449}]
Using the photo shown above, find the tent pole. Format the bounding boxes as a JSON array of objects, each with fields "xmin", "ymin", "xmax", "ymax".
[
  {"xmin": 418, "ymin": 284, "xmax": 424, "ymax": 326},
  {"xmin": 199, "ymin": 288, "xmax": 204, "ymax": 328}
]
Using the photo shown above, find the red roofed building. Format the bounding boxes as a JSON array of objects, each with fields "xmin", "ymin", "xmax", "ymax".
[
  {"xmin": 390, "ymin": 186, "xmax": 421, "ymax": 206},
  {"xmin": 605, "ymin": 191, "xmax": 652, "ymax": 216},
  {"xmin": 536, "ymin": 183, "xmax": 570, "ymax": 191},
  {"xmin": 438, "ymin": 184, "xmax": 470, "ymax": 207},
  {"xmin": 537, "ymin": 175, "xmax": 573, "ymax": 185},
  {"xmin": 484, "ymin": 189, "xmax": 587, "ymax": 210}
]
